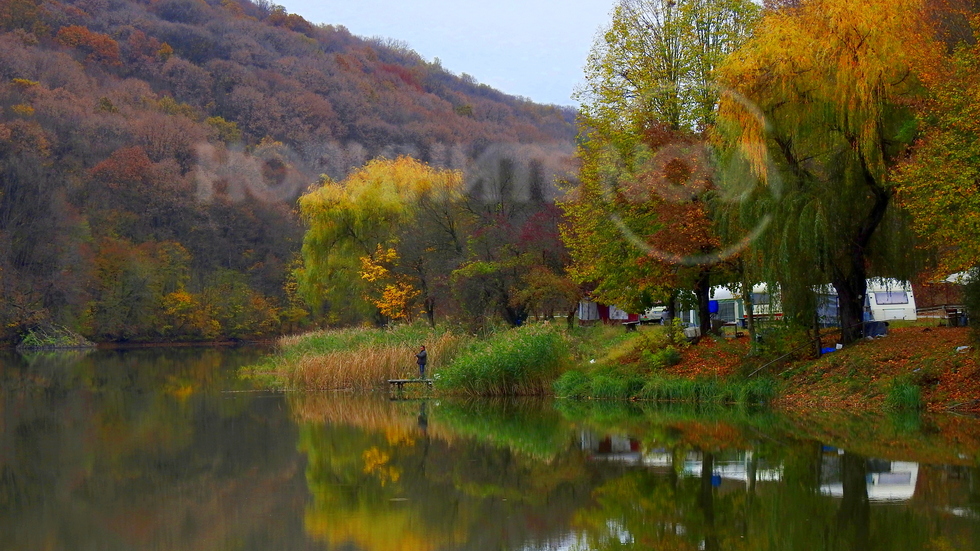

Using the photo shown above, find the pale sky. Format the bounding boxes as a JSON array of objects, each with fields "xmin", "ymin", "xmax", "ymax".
[{"xmin": 278, "ymin": 0, "xmax": 618, "ymax": 106}]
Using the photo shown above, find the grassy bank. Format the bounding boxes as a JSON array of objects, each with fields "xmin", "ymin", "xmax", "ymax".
[
  {"xmin": 249, "ymin": 322, "xmax": 570, "ymax": 394},
  {"xmin": 772, "ymin": 325, "xmax": 979, "ymax": 413},
  {"xmin": 250, "ymin": 319, "xmax": 978, "ymax": 412},
  {"xmin": 553, "ymin": 322, "xmax": 778, "ymax": 406}
]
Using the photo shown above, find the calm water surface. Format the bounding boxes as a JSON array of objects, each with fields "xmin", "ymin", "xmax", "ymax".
[{"xmin": 2, "ymin": 348, "xmax": 980, "ymax": 550}]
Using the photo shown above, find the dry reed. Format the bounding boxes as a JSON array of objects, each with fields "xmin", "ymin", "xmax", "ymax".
[{"xmin": 281, "ymin": 331, "xmax": 468, "ymax": 390}]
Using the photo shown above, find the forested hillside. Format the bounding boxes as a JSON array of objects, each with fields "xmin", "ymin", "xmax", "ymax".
[{"xmin": 0, "ymin": 0, "xmax": 577, "ymax": 343}]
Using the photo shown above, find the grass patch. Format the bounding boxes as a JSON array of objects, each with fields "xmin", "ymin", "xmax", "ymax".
[
  {"xmin": 554, "ymin": 368, "xmax": 778, "ymax": 406},
  {"xmin": 565, "ymin": 323, "xmax": 656, "ymax": 365},
  {"xmin": 885, "ymin": 378, "xmax": 923, "ymax": 411},
  {"xmin": 553, "ymin": 370, "xmax": 592, "ymax": 399},
  {"xmin": 437, "ymin": 323, "xmax": 570, "ymax": 396}
]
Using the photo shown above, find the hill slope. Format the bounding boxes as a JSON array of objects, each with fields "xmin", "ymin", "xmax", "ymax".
[{"xmin": 0, "ymin": 0, "xmax": 577, "ymax": 342}]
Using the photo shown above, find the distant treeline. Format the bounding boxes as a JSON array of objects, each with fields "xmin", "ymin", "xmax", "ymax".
[{"xmin": 0, "ymin": 0, "xmax": 577, "ymax": 344}]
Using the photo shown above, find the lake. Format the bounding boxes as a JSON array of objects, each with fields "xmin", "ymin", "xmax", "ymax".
[{"xmin": 2, "ymin": 347, "xmax": 979, "ymax": 550}]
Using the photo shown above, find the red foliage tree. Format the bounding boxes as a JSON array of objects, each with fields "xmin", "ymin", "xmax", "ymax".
[{"xmin": 56, "ymin": 25, "xmax": 122, "ymax": 66}]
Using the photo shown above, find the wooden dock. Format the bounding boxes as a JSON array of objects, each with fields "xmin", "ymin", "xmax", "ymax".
[{"xmin": 387, "ymin": 378, "xmax": 434, "ymax": 391}]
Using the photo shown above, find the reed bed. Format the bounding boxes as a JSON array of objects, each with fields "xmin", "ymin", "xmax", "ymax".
[
  {"xmin": 256, "ymin": 324, "xmax": 472, "ymax": 390},
  {"xmin": 437, "ymin": 323, "xmax": 570, "ymax": 396}
]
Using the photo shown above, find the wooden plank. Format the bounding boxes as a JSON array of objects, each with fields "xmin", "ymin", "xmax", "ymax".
[{"xmin": 387, "ymin": 379, "xmax": 434, "ymax": 391}]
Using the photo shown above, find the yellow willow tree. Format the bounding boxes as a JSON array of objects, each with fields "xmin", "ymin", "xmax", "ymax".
[
  {"xmin": 715, "ymin": 0, "xmax": 940, "ymax": 344},
  {"xmin": 295, "ymin": 156, "xmax": 466, "ymax": 325}
]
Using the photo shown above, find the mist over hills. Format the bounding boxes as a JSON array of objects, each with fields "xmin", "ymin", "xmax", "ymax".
[{"xmin": 0, "ymin": 0, "xmax": 578, "ymax": 342}]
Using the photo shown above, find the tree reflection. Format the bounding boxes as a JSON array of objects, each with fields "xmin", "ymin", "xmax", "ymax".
[
  {"xmin": 836, "ymin": 451, "xmax": 870, "ymax": 550},
  {"xmin": 294, "ymin": 395, "xmax": 595, "ymax": 551}
]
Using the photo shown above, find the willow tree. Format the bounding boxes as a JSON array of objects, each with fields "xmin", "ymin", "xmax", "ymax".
[
  {"xmin": 715, "ymin": 0, "xmax": 937, "ymax": 344},
  {"xmin": 562, "ymin": 0, "xmax": 758, "ymax": 334},
  {"xmin": 295, "ymin": 156, "xmax": 467, "ymax": 325}
]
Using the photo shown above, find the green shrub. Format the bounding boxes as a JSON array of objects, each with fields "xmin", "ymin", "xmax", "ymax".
[
  {"xmin": 663, "ymin": 317, "xmax": 688, "ymax": 346},
  {"xmin": 17, "ymin": 325, "xmax": 95, "ymax": 350},
  {"xmin": 439, "ymin": 324, "xmax": 569, "ymax": 396},
  {"xmin": 642, "ymin": 345, "xmax": 682, "ymax": 370}
]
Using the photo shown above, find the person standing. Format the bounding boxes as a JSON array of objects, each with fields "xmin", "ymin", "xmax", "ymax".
[{"xmin": 415, "ymin": 345, "xmax": 427, "ymax": 379}]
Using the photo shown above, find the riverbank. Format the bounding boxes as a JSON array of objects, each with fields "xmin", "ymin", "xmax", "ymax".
[
  {"xmin": 771, "ymin": 325, "xmax": 978, "ymax": 413},
  {"xmin": 254, "ymin": 321, "xmax": 978, "ymax": 412}
]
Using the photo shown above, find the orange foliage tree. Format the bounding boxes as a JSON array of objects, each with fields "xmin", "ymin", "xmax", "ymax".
[
  {"xmin": 56, "ymin": 25, "xmax": 122, "ymax": 66},
  {"xmin": 563, "ymin": 0, "xmax": 756, "ymax": 335},
  {"xmin": 895, "ymin": 4, "xmax": 980, "ymax": 277}
]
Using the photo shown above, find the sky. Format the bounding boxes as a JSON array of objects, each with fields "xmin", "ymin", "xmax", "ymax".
[{"xmin": 278, "ymin": 0, "xmax": 618, "ymax": 106}]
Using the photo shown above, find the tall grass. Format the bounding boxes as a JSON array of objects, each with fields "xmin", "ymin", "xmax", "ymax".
[
  {"xmin": 554, "ymin": 369, "xmax": 778, "ymax": 405},
  {"xmin": 884, "ymin": 379, "xmax": 923, "ymax": 411},
  {"xmin": 437, "ymin": 323, "xmax": 569, "ymax": 396},
  {"xmin": 251, "ymin": 324, "xmax": 471, "ymax": 390}
]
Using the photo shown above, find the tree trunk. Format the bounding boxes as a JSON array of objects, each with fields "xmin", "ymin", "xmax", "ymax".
[
  {"xmin": 837, "ymin": 452, "xmax": 870, "ymax": 549},
  {"xmin": 834, "ymin": 270, "xmax": 867, "ymax": 345},
  {"xmin": 834, "ymin": 158, "xmax": 892, "ymax": 345},
  {"xmin": 666, "ymin": 292, "xmax": 678, "ymax": 323},
  {"xmin": 742, "ymin": 286, "xmax": 756, "ymax": 344},
  {"xmin": 695, "ymin": 268, "xmax": 711, "ymax": 338},
  {"xmin": 424, "ymin": 296, "xmax": 435, "ymax": 328},
  {"xmin": 699, "ymin": 453, "xmax": 719, "ymax": 551}
]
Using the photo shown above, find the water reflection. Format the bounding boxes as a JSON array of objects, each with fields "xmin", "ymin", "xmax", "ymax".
[
  {"xmin": 3, "ymin": 349, "xmax": 980, "ymax": 550},
  {"xmin": 0, "ymin": 347, "xmax": 316, "ymax": 551}
]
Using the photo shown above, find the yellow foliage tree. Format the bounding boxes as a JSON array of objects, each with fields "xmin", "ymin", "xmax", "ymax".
[
  {"xmin": 296, "ymin": 156, "xmax": 464, "ymax": 324},
  {"xmin": 360, "ymin": 245, "xmax": 420, "ymax": 321}
]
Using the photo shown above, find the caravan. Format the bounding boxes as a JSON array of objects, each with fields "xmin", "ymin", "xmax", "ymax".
[
  {"xmin": 865, "ymin": 279, "xmax": 917, "ymax": 321},
  {"xmin": 676, "ymin": 279, "xmax": 916, "ymax": 329}
]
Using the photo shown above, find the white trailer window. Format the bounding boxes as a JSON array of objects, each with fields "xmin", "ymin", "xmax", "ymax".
[{"xmin": 875, "ymin": 291, "xmax": 909, "ymax": 305}]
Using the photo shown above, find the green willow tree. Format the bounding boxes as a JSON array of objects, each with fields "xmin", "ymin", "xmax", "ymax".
[
  {"xmin": 715, "ymin": 0, "xmax": 936, "ymax": 344},
  {"xmin": 295, "ymin": 156, "xmax": 468, "ymax": 325},
  {"xmin": 562, "ymin": 0, "xmax": 758, "ymax": 334}
]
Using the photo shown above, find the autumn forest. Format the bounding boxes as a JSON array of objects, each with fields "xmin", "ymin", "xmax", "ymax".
[
  {"xmin": 1, "ymin": 0, "xmax": 979, "ymax": 346},
  {"xmin": 0, "ymin": 0, "xmax": 577, "ymax": 343}
]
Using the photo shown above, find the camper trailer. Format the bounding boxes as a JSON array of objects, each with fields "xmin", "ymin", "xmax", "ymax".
[
  {"xmin": 866, "ymin": 279, "xmax": 917, "ymax": 321},
  {"xmin": 673, "ymin": 279, "xmax": 915, "ymax": 329}
]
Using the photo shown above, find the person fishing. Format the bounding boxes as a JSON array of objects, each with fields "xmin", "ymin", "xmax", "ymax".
[{"xmin": 415, "ymin": 345, "xmax": 427, "ymax": 379}]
